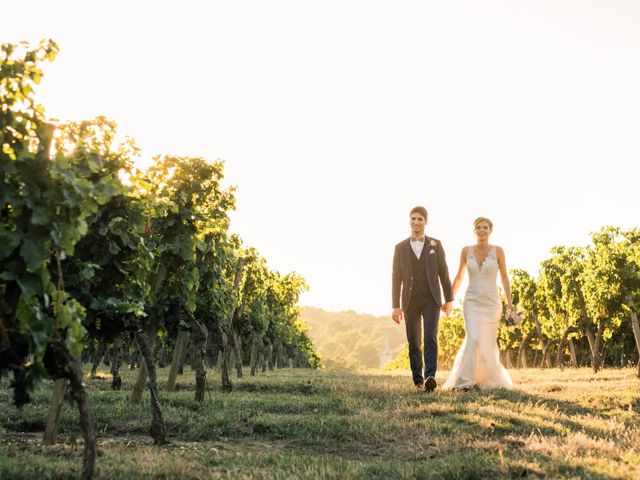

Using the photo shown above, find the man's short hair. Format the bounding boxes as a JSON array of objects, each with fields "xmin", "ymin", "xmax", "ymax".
[{"xmin": 410, "ymin": 206, "xmax": 428, "ymax": 220}]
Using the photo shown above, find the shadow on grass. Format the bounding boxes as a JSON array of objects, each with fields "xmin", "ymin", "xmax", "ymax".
[
  {"xmin": 436, "ymin": 387, "xmax": 610, "ymax": 438},
  {"xmin": 1, "ymin": 370, "xmax": 636, "ymax": 479}
]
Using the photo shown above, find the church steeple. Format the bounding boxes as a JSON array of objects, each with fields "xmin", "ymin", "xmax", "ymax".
[{"xmin": 379, "ymin": 331, "xmax": 393, "ymax": 368}]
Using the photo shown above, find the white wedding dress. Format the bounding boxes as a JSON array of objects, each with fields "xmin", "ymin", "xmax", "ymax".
[{"xmin": 442, "ymin": 246, "xmax": 513, "ymax": 390}]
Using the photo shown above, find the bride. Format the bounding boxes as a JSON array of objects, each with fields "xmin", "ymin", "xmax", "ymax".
[{"xmin": 442, "ymin": 217, "xmax": 514, "ymax": 390}]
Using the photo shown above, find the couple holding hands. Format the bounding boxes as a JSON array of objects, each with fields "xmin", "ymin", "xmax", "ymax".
[{"xmin": 392, "ymin": 206, "xmax": 514, "ymax": 392}]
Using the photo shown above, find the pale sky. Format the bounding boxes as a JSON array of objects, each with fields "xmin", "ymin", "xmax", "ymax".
[{"xmin": 5, "ymin": 1, "xmax": 639, "ymax": 316}]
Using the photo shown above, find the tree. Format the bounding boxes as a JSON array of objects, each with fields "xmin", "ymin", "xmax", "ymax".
[
  {"xmin": 437, "ymin": 306, "xmax": 465, "ymax": 369},
  {"xmin": 538, "ymin": 248, "xmax": 584, "ymax": 369},
  {"xmin": 131, "ymin": 155, "xmax": 235, "ymax": 397},
  {"xmin": 52, "ymin": 117, "xmax": 167, "ymax": 444},
  {"xmin": 0, "ymin": 40, "xmax": 116, "ymax": 479},
  {"xmin": 585, "ymin": 227, "xmax": 640, "ymax": 375},
  {"xmin": 509, "ymin": 269, "xmax": 543, "ymax": 368}
]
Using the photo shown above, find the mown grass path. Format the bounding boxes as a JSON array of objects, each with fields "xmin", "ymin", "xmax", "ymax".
[{"xmin": 1, "ymin": 367, "xmax": 638, "ymax": 479}]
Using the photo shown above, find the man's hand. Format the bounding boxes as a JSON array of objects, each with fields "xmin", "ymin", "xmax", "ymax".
[
  {"xmin": 391, "ymin": 308, "xmax": 404, "ymax": 324},
  {"xmin": 441, "ymin": 302, "xmax": 453, "ymax": 316}
]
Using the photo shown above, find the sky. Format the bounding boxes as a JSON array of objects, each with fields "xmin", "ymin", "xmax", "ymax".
[{"xmin": 4, "ymin": 1, "xmax": 640, "ymax": 316}]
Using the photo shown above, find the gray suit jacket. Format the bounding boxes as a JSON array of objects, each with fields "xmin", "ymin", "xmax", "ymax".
[{"xmin": 392, "ymin": 236, "xmax": 453, "ymax": 310}]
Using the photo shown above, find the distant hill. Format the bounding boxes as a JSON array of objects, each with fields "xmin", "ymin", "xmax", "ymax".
[{"xmin": 301, "ymin": 306, "xmax": 406, "ymax": 369}]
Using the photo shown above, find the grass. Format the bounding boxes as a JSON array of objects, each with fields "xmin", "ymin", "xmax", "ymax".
[{"xmin": 0, "ymin": 366, "xmax": 639, "ymax": 479}]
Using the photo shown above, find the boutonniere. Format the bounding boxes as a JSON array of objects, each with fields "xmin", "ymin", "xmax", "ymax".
[
  {"xmin": 429, "ymin": 240, "xmax": 437, "ymax": 247},
  {"xmin": 429, "ymin": 249, "xmax": 436, "ymax": 254}
]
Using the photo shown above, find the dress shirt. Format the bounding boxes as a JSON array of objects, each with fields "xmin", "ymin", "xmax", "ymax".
[{"xmin": 410, "ymin": 236, "xmax": 425, "ymax": 259}]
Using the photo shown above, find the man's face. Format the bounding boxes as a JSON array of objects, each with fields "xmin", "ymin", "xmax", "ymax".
[{"xmin": 410, "ymin": 213, "xmax": 427, "ymax": 237}]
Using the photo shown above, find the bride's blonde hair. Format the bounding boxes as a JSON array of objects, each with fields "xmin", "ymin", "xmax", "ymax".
[{"xmin": 473, "ymin": 217, "xmax": 493, "ymax": 229}]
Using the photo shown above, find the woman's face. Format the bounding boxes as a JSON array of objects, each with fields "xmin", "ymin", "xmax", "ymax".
[{"xmin": 474, "ymin": 221, "xmax": 492, "ymax": 241}]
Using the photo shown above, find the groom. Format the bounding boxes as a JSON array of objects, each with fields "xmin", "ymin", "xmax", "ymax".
[{"xmin": 392, "ymin": 206, "xmax": 453, "ymax": 392}]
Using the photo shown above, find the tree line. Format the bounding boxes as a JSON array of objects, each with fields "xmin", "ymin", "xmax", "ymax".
[
  {"xmin": 1, "ymin": 40, "xmax": 319, "ymax": 479},
  {"xmin": 503, "ymin": 227, "xmax": 639, "ymax": 374}
]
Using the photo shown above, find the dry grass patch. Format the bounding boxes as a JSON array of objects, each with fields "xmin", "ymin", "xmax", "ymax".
[{"xmin": 1, "ymin": 366, "xmax": 639, "ymax": 479}]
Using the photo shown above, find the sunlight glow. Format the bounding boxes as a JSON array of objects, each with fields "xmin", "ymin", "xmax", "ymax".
[{"xmin": 4, "ymin": 1, "xmax": 640, "ymax": 315}]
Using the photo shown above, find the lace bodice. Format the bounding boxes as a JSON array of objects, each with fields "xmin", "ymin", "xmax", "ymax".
[{"xmin": 464, "ymin": 245, "xmax": 500, "ymax": 307}]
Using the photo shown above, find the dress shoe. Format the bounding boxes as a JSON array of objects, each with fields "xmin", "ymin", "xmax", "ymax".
[{"xmin": 425, "ymin": 376, "xmax": 437, "ymax": 392}]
